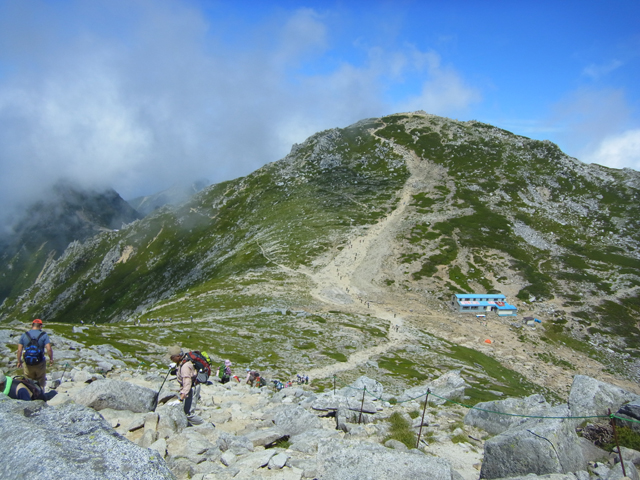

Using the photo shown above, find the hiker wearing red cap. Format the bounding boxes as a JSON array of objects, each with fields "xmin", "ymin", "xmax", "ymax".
[{"xmin": 16, "ymin": 319, "xmax": 54, "ymax": 389}]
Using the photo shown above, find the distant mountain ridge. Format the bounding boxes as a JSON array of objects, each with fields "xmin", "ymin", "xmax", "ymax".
[
  {"xmin": 1, "ymin": 112, "xmax": 639, "ymax": 380},
  {"xmin": 127, "ymin": 180, "xmax": 209, "ymax": 216},
  {"xmin": 0, "ymin": 181, "xmax": 141, "ymax": 302}
]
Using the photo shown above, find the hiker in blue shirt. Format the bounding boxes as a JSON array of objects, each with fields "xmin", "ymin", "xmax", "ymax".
[{"xmin": 16, "ymin": 319, "xmax": 54, "ymax": 389}]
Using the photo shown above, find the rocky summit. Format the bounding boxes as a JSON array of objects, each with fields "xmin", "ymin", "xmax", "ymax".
[{"xmin": 0, "ymin": 112, "xmax": 639, "ymax": 478}]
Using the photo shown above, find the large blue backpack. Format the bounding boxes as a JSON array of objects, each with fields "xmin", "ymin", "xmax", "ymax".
[{"xmin": 23, "ymin": 331, "xmax": 45, "ymax": 365}]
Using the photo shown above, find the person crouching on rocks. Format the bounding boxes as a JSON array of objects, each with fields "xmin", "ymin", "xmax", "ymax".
[
  {"xmin": 246, "ymin": 368, "xmax": 261, "ymax": 387},
  {"xmin": 168, "ymin": 346, "xmax": 202, "ymax": 424}
]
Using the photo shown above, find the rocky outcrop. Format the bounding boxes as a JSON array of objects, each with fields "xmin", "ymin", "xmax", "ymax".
[
  {"xmin": 615, "ymin": 399, "xmax": 640, "ymax": 434},
  {"xmin": 568, "ymin": 375, "xmax": 640, "ymax": 422},
  {"xmin": 480, "ymin": 414, "xmax": 585, "ymax": 479},
  {"xmin": 316, "ymin": 439, "xmax": 453, "ymax": 480},
  {"xmin": 399, "ymin": 370, "xmax": 468, "ymax": 405},
  {"xmin": 0, "ymin": 396, "xmax": 174, "ymax": 480},
  {"xmin": 464, "ymin": 394, "xmax": 552, "ymax": 434},
  {"xmin": 72, "ymin": 378, "xmax": 157, "ymax": 412},
  {"xmin": 339, "ymin": 375, "xmax": 384, "ymax": 399}
]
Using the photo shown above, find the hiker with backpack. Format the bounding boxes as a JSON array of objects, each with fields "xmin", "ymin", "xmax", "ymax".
[
  {"xmin": 0, "ymin": 369, "xmax": 45, "ymax": 401},
  {"xmin": 246, "ymin": 368, "xmax": 261, "ymax": 386},
  {"xmin": 16, "ymin": 319, "xmax": 53, "ymax": 389},
  {"xmin": 168, "ymin": 345, "xmax": 210, "ymax": 424},
  {"xmin": 216, "ymin": 359, "xmax": 232, "ymax": 384}
]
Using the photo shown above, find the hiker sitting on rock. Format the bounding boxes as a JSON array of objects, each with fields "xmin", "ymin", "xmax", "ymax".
[
  {"xmin": 168, "ymin": 346, "xmax": 201, "ymax": 423},
  {"xmin": 16, "ymin": 319, "xmax": 54, "ymax": 390},
  {"xmin": 0, "ymin": 369, "xmax": 43, "ymax": 401}
]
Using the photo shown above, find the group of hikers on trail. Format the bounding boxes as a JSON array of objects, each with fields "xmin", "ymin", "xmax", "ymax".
[
  {"xmin": 1, "ymin": 318, "xmax": 53, "ymax": 401},
  {"xmin": 2, "ymin": 320, "xmax": 310, "ymax": 424}
]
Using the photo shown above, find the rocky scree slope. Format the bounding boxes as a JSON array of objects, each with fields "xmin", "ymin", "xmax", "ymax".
[{"xmin": 3, "ymin": 339, "xmax": 640, "ymax": 480}]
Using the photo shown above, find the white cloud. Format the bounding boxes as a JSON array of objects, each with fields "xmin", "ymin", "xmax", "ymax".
[
  {"xmin": 0, "ymin": 1, "xmax": 482, "ymax": 229},
  {"xmin": 582, "ymin": 59, "xmax": 623, "ymax": 79},
  {"xmin": 584, "ymin": 129, "xmax": 640, "ymax": 170},
  {"xmin": 396, "ymin": 49, "xmax": 481, "ymax": 115},
  {"xmin": 545, "ymin": 88, "xmax": 633, "ymax": 162}
]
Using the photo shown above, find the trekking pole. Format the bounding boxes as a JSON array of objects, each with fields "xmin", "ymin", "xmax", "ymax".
[
  {"xmin": 358, "ymin": 387, "xmax": 366, "ymax": 424},
  {"xmin": 609, "ymin": 408, "xmax": 627, "ymax": 477},
  {"xmin": 153, "ymin": 365, "xmax": 173, "ymax": 412},
  {"xmin": 416, "ymin": 389, "xmax": 430, "ymax": 448},
  {"xmin": 54, "ymin": 362, "xmax": 70, "ymax": 389},
  {"xmin": 333, "ymin": 375, "xmax": 336, "ymax": 395}
]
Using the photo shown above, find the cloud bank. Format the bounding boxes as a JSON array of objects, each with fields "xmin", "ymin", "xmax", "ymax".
[{"xmin": 0, "ymin": 1, "xmax": 479, "ymax": 228}]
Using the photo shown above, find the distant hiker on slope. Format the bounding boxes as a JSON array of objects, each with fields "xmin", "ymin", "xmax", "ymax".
[
  {"xmin": 168, "ymin": 345, "xmax": 204, "ymax": 424},
  {"xmin": 0, "ymin": 369, "xmax": 45, "ymax": 401},
  {"xmin": 16, "ymin": 319, "xmax": 53, "ymax": 389}
]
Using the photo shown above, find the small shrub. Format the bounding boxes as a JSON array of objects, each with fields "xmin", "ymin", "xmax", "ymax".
[
  {"xmin": 408, "ymin": 410, "xmax": 421, "ymax": 419},
  {"xmin": 384, "ymin": 411, "xmax": 417, "ymax": 449},
  {"xmin": 451, "ymin": 433, "xmax": 468, "ymax": 444},
  {"xmin": 603, "ymin": 426, "xmax": 640, "ymax": 452}
]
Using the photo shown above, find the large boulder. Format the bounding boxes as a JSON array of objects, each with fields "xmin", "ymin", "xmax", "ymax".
[
  {"xmin": 289, "ymin": 428, "xmax": 341, "ymax": 453},
  {"xmin": 273, "ymin": 404, "xmax": 322, "ymax": 436},
  {"xmin": 568, "ymin": 375, "xmax": 640, "ymax": 422},
  {"xmin": 464, "ymin": 394, "xmax": 551, "ymax": 434},
  {"xmin": 156, "ymin": 404, "xmax": 189, "ymax": 436},
  {"xmin": 317, "ymin": 439, "xmax": 454, "ymax": 480},
  {"xmin": 399, "ymin": 370, "xmax": 468, "ymax": 405},
  {"xmin": 339, "ymin": 376, "xmax": 384, "ymax": 399},
  {"xmin": 72, "ymin": 378, "xmax": 157, "ymax": 413},
  {"xmin": 480, "ymin": 414, "xmax": 585, "ymax": 480},
  {"xmin": 0, "ymin": 397, "xmax": 174, "ymax": 480},
  {"xmin": 311, "ymin": 394, "xmax": 377, "ymax": 414},
  {"xmin": 615, "ymin": 399, "xmax": 640, "ymax": 434}
]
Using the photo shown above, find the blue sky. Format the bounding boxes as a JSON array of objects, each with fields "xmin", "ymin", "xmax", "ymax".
[{"xmin": 0, "ymin": 0, "xmax": 638, "ymax": 223}]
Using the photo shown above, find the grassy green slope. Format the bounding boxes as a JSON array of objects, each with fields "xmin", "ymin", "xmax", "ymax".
[
  {"xmin": 1, "ymin": 112, "xmax": 639, "ymax": 387},
  {"xmin": 0, "ymin": 119, "xmax": 408, "ymax": 324},
  {"xmin": 375, "ymin": 113, "xmax": 640, "ymax": 352}
]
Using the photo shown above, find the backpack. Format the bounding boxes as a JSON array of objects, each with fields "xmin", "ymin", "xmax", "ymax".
[
  {"xmin": 182, "ymin": 351, "xmax": 211, "ymax": 385},
  {"xmin": 12, "ymin": 376, "xmax": 46, "ymax": 401},
  {"xmin": 23, "ymin": 331, "xmax": 45, "ymax": 366}
]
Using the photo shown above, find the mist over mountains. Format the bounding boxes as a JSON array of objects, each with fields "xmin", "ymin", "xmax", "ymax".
[
  {"xmin": 1, "ymin": 111, "xmax": 639, "ymax": 381},
  {"xmin": 127, "ymin": 180, "xmax": 210, "ymax": 216},
  {"xmin": 0, "ymin": 180, "xmax": 141, "ymax": 302}
]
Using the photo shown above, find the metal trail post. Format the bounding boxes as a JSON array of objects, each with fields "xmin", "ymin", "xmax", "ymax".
[
  {"xmin": 609, "ymin": 409, "xmax": 627, "ymax": 477},
  {"xmin": 416, "ymin": 389, "xmax": 430, "ymax": 448},
  {"xmin": 358, "ymin": 387, "xmax": 367, "ymax": 424}
]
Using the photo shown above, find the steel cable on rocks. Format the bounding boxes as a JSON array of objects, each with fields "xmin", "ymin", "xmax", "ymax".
[{"xmin": 331, "ymin": 375, "xmax": 612, "ymax": 420}]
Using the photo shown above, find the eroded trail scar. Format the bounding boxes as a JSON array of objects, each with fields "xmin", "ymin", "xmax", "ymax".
[{"xmin": 303, "ymin": 138, "xmax": 427, "ymax": 379}]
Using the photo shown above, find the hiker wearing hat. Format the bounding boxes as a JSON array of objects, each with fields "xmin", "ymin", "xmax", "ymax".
[
  {"xmin": 16, "ymin": 319, "xmax": 53, "ymax": 389},
  {"xmin": 168, "ymin": 346, "xmax": 201, "ymax": 422},
  {"xmin": 216, "ymin": 360, "xmax": 232, "ymax": 384}
]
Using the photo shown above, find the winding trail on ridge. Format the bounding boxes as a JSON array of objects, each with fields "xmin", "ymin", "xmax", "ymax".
[{"xmin": 301, "ymin": 138, "xmax": 432, "ymax": 380}]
